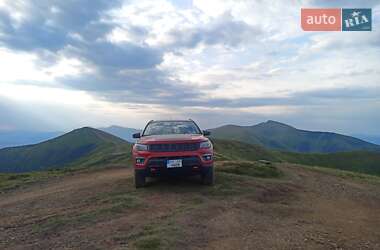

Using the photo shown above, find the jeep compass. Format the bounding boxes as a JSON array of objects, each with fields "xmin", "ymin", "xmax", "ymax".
[{"xmin": 132, "ymin": 120, "xmax": 214, "ymax": 188}]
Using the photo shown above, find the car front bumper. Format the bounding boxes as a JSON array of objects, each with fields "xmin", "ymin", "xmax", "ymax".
[
  {"xmin": 144, "ymin": 156, "xmax": 212, "ymax": 177},
  {"xmin": 133, "ymin": 149, "xmax": 213, "ymax": 177}
]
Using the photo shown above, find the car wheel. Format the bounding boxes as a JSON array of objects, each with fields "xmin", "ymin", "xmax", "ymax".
[
  {"xmin": 202, "ymin": 166, "xmax": 214, "ymax": 186},
  {"xmin": 135, "ymin": 169, "xmax": 146, "ymax": 188}
]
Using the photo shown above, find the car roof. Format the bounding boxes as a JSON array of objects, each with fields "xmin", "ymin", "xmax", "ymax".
[{"xmin": 149, "ymin": 120, "xmax": 194, "ymax": 123}]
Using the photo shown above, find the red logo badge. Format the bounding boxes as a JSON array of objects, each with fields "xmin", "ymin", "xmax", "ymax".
[{"xmin": 301, "ymin": 8, "xmax": 341, "ymax": 31}]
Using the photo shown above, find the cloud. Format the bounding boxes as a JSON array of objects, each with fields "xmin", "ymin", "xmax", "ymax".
[
  {"xmin": 165, "ymin": 13, "xmax": 263, "ymax": 49},
  {"xmin": 0, "ymin": 0, "xmax": 170, "ymax": 99},
  {"xmin": 309, "ymin": 0, "xmax": 380, "ymax": 8},
  {"xmin": 0, "ymin": 0, "xmax": 163, "ymax": 68},
  {"xmin": 70, "ymin": 85, "xmax": 379, "ymax": 110},
  {"xmin": 0, "ymin": 0, "xmax": 267, "ymax": 107},
  {"xmin": 66, "ymin": 41, "xmax": 162, "ymax": 70},
  {"xmin": 0, "ymin": 0, "xmax": 120, "ymax": 50},
  {"xmin": 0, "ymin": 0, "xmax": 379, "ymax": 135}
]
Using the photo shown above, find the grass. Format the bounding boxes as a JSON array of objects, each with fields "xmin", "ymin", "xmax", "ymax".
[
  {"xmin": 33, "ymin": 189, "xmax": 143, "ymax": 234},
  {"xmin": 0, "ymin": 152, "xmax": 131, "ymax": 192},
  {"xmin": 206, "ymin": 172, "xmax": 251, "ymax": 196},
  {"xmin": 135, "ymin": 236, "xmax": 162, "ymax": 250},
  {"xmin": 0, "ymin": 170, "xmax": 68, "ymax": 192},
  {"xmin": 213, "ymin": 139, "xmax": 380, "ymax": 177},
  {"xmin": 279, "ymin": 150, "xmax": 380, "ymax": 176},
  {"xmin": 290, "ymin": 163, "xmax": 380, "ymax": 185},
  {"xmin": 0, "ymin": 164, "xmax": 117, "ymax": 192},
  {"xmin": 137, "ymin": 160, "xmax": 283, "ymax": 198},
  {"xmin": 126, "ymin": 161, "xmax": 284, "ymax": 249},
  {"xmin": 212, "ymin": 139, "xmax": 281, "ymax": 162},
  {"xmin": 111, "ymin": 210, "xmax": 183, "ymax": 250},
  {"xmin": 216, "ymin": 160, "xmax": 282, "ymax": 178},
  {"xmin": 126, "ymin": 214, "xmax": 184, "ymax": 250}
]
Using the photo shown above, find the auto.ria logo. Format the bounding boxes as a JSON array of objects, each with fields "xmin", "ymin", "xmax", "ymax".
[{"xmin": 301, "ymin": 8, "xmax": 372, "ymax": 31}]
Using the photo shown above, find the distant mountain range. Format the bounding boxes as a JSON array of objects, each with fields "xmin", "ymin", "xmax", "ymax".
[
  {"xmin": 0, "ymin": 121, "xmax": 379, "ymax": 174},
  {"xmin": 2, "ymin": 122, "xmax": 378, "ymax": 154},
  {"xmin": 209, "ymin": 120, "xmax": 380, "ymax": 153},
  {"xmin": 0, "ymin": 126, "xmax": 379, "ymax": 175},
  {"xmin": 0, "ymin": 127, "xmax": 131, "ymax": 173},
  {"xmin": 0, "ymin": 126, "xmax": 139, "ymax": 149},
  {"xmin": 351, "ymin": 134, "xmax": 380, "ymax": 145},
  {"xmin": 99, "ymin": 125, "xmax": 140, "ymax": 142},
  {"xmin": 0, "ymin": 131, "xmax": 63, "ymax": 149},
  {"xmin": 98, "ymin": 122, "xmax": 380, "ymax": 153}
]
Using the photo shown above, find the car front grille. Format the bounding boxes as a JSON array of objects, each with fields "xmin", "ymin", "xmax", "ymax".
[{"xmin": 148, "ymin": 143, "xmax": 199, "ymax": 152}]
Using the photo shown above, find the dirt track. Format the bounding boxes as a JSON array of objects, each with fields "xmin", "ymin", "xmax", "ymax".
[{"xmin": 1, "ymin": 164, "xmax": 380, "ymax": 250}]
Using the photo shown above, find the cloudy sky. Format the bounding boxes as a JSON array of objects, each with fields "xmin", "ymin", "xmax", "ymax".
[{"xmin": 0, "ymin": 0, "xmax": 379, "ymax": 134}]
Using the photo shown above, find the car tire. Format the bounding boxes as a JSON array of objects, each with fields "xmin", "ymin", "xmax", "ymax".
[
  {"xmin": 135, "ymin": 169, "xmax": 146, "ymax": 188},
  {"xmin": 202, "ymin": 166, "xmax": 214, "ymax": 186}
]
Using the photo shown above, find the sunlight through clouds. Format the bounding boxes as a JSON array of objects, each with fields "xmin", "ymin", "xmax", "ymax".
[{"xmin": 0, "ymin": 0, "xmax": 379, "ymax": 133}]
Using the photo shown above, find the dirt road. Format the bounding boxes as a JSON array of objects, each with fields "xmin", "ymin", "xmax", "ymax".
[{"xmin": 1, "ymin": 164, "xmax": 380, "ymax": 250}]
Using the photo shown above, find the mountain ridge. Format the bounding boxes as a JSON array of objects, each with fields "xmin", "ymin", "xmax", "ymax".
[
  {"xmin": 0, "ymin": 127, "xmax": 131, "ymax": 173},
  {"xmin": 0, "ymin": 130, "xmax": 63, "ymax": 149},
  {"xmin": 210, "ymin": 120, "xmax": 380, "ymax": 153},
  {"xmin": 0, "ymin": 126, "xmax": 379, "ymax": 176}
]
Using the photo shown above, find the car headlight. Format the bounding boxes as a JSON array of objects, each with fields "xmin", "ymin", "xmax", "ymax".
[
  {"xmin": 200, "ymin": 140, "xmax": 212, "ymax": 149},
  {"xmin": 135, "ymin": 143, "xmax": 148, "ymax": 151}
]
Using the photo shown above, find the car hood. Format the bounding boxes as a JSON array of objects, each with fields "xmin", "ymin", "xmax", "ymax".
[{"xmin": 138, "ymin": 134, "xmax": 206, "ymax": 144}]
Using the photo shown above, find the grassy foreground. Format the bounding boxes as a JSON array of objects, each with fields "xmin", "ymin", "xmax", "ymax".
[{"xmin": 2, "ymin": 159, "xmax": 380, "ymax": 249}]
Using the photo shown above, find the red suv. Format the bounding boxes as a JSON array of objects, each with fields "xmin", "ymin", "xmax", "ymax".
[{"xmin": 132, "ymin": 120, "xmax": 214, "ymax": 188}]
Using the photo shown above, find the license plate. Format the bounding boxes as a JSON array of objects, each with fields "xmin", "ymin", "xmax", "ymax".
[{"xmin": 167, "ymin": 159, "xmax": 182, "ymax": 168}]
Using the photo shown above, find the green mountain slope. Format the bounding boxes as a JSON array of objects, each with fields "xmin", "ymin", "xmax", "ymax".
[
  {"xmin": 1, "ymin": 127, "xmax": 379, "ymax": 176},
  {"xmin": 0, "ymin": 127, "xmax": 131, "ymax": 173},
  {"xmin": 212, "ymin": 139, "xmax": 380, "ymax": 176},
  {"xmin": 212, "ymin": 138, "xmax": 281, "ymax": 162},
  {"xmin": 210, "ymin": 120, "xmax": 380, "ymax": 153},
  {"xmin": 279, "ymin": 151, "xmax": 380, "ymax": 176}
]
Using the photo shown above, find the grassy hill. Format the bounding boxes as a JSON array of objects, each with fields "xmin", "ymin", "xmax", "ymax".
[
  {"xmin": 279, "ymin": 150, "xmax": 380, "ymax": 176},
  {"xmin": 0, "ymin": 127, "xmax": 131, "ymax": 173},
  {"xmin": 210, "ymin": 120, "xmax": 380, "ymax": 153},
  {"xmin": 212, "ymin": 138, "xmax": 281, "ymax": 162},
  {"xmin": 211, "ymin": 139, "xmax": 380, "ymax": 176},
  {"xmin": 1, "ymin": 127, "xmax": 379, "ymax": 176}
]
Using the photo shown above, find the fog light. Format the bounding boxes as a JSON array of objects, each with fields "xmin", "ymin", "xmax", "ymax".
[
  {"xmin": 202, "ymin": 154, "xmax": 212, "ymax": 161},
  {"xmin": 136, "ymin": 157, "xmax": 145, "ymax": 164}
]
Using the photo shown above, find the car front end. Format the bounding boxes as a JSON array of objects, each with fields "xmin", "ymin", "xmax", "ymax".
[{"xmin": 132, "ymin": 120, "xmax": 214, "ymax": 187}]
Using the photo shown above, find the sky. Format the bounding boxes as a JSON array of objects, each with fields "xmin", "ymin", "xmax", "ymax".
[{"xmin": 0, "ymin": 0, "xmax": 379, "ymax": 134}]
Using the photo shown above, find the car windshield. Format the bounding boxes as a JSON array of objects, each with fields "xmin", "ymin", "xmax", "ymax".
[{"xmin": 143, "ymin": 121, "xmax": 201, "ymax": 136}]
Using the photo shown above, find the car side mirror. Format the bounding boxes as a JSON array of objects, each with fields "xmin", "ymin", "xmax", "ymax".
[
  {"xmin": 203, "ymin": 130, "xmax": 211, "ymax": 136},
  {"xmin": 132, "ymin": 132, "xmax": 141, "ymax": 138}
]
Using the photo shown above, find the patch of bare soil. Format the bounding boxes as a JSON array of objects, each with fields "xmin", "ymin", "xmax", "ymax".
[{"xmin": 1, "ymin": 164, "xmax": 380, "ymax": 250}]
